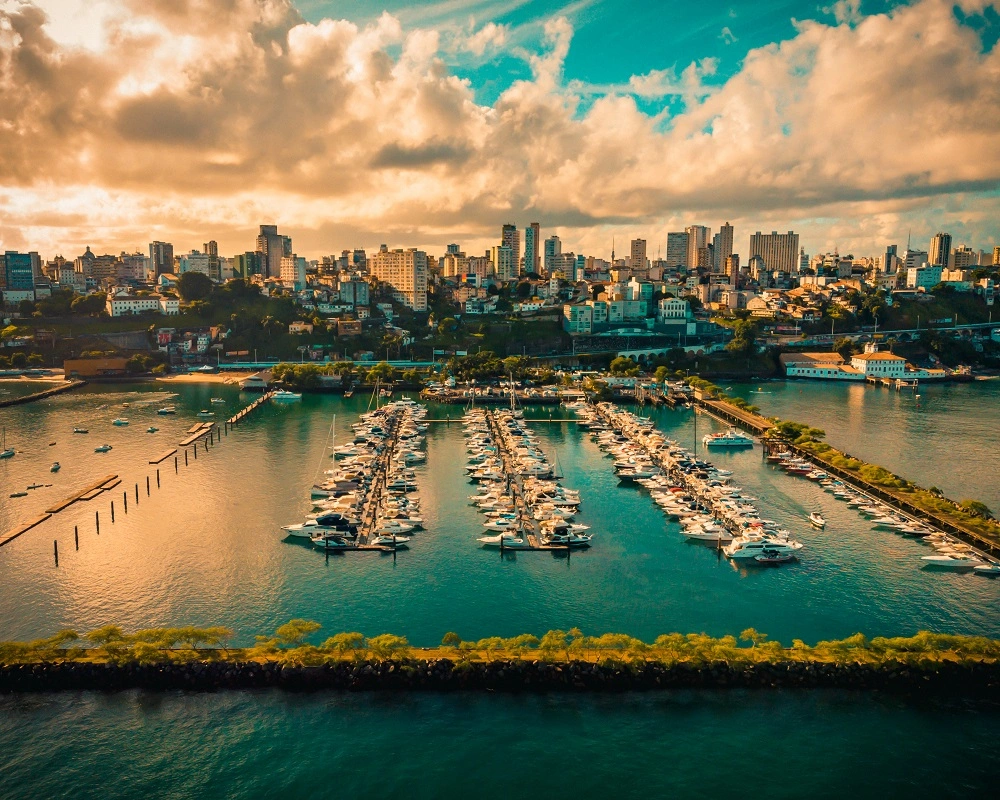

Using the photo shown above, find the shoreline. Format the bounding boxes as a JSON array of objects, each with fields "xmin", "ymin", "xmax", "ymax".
[{"xmin": 3, "ymin": 657, "xmax": 1000, "ymax": 696}]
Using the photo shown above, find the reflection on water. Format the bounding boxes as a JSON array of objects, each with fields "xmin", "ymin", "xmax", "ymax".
[{"xmin": 0, "ymin": 381, "xmax": 998, "ymax": 647}]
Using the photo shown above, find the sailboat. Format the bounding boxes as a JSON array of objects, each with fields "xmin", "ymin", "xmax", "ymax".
[{"xmin": 0, "ymin": 428, "xmax": 14, "ymax": 459}]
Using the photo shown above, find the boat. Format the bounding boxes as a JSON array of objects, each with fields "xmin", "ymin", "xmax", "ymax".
[
  {"xmin": 310, "ymin": 534, "xmax": 354, "ymax": 550},
  {"xmin": 50, "ymin": 462, "xmax": 60, "ymax": 472},
  {"xmin": 27, "ymin": 483, "xmax": 45, "ymax": 490},
  {"xmin": 156, "ymin": 407, "xmax": 176, "ymax": 415},
  {"xmin": 343, "ymin": 389, "xmax": 355, "ymax": 398},
  {"xmin": 0, "ymin": 427, "xmax": 13, "ymax": 459},
  {"xmin": 9, "ymin": 491, "xmax": 28, "ymax": 498},
  {"xmin": 369, "ymin": 534, "xmax": 410, "ymax": 547},
  {"xmin": 754, "ymin": 549, "xmax": 795, "ymax": 564},
  {"xmin": 272, "ymin": 390, "xmax": 302, "ymax": 401},
  {"xmin": 147, "ymin": 426, "xmax": 159, "ymax": 433},
  {"xmin": 973, "ymin": 563, "xmax": 1000, "ymax": 576},
  {"xmin": 809, "ymin": 512, "xmax": 826, "ymax": 528},
  {"xmin": 210, "ymin": 398, "xmax": 226, "ymax": 404},
  {"xmin": 921, "ymin": 554, "xmax": 983, "ymax": 570},
  {"xmin": 478, "ymin": 533, "xmax": 525, "ymax": 547},
  {"xmin": 724, "ymin": 537, "xmax": 803, "ymax": 559},
  {"xmin": 196, "ymin": 410, "xmax": 214, "ymax": 418},
  {"xmin": 94, "ymin": 444, "xmax": 113, "ymax": 453},
  {"xmin": 112, "ymin": 418, "xmax": 129, "ymax": 426},
  {"xmin": 73, "ymin": 427, "xmax": 89, "ymax": 434},
  {"xmin": 702, "ymin": 429, "xmax": 754, "ymax": 448}
]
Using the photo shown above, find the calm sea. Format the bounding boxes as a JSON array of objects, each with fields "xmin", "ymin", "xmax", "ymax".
[{"xmin": 1, "ymin": 379, "xmax": 998, "ymax": 797}]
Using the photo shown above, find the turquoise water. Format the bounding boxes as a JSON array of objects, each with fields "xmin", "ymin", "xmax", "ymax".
[
  {"xmin": 2, "ymin": 690, "xmax": 998, "ymax": 799},
  {"xmin": 1, "ymin": 380, "xmax": 999, "ymax": 797}
]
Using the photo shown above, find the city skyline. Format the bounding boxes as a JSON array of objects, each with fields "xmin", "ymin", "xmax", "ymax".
[{"xmin": 0, "ymin": 0, "xmax": 998, "ymax": 260}]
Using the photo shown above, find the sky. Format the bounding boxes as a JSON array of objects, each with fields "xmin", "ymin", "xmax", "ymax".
[{"xmin": 0, "ymin": 0, "xmax": 998, "ymax": 263}]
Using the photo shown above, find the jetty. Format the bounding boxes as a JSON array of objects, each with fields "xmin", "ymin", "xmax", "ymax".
[
  {"xmin": 0, "ymin": 380, "xmax": 85, "ymax": 409},
  {"xmin": 226, "ymin": 390, "xmax": 276, "ymax": 427},
  {"xmin": 179, "ymin": 423, "xmax": 216, "ymax": 447}
]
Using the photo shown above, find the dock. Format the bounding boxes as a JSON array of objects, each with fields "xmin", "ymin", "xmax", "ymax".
[
  {"xmin": 226, "ymin": 390, "xmax": 276, "ymax": 427},
  {"xmin": 44, "ymin": 475, "xmax": 119, "ymax": 514},
  {"xmin": 179, "ymin": 423, "xmax": 216, "ymax": 447},
  {"xmin": 0, "ymin": 379, "xmax": 86, "ymax": 409},
  {"xmin": 149, "ymin": 449, "xmax": 177, "ymax": 465},
  {"xmin": 0, "ymin": 514, "xmax": 52, "ymax": 548}
]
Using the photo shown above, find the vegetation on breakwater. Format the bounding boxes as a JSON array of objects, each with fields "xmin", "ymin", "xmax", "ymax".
[{"xmin": 3, "ymin": 623, "xmax": 1000, "ymax": 668}]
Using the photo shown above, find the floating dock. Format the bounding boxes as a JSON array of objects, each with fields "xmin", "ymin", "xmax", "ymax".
[
  {"xmin": 0, "ymin": 514, "xmax": 52, "ymax": 548},
  {"xmin": 44, "ymin": 475, "xmax": 119, "ymax": 514}
]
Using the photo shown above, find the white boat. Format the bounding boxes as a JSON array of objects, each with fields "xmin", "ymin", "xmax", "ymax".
[
  {"xmin": 973, "ymin": 563, "xmax": 1000, "ymax": 576},
  {"xmin": 478, "ymin": 533, "xmax": 525, "ymax": 547},
  {"xmin": 369, "ymin": 534, "xmax": 410, "ymax": 547},
  {"xmin": 377, "ymin": 520, "xmax": 415, "ymax": 534},
  {"xmin": 156, "ymin": 407, "xmax": 176, "ymax": 415},
  {"xmin": 147, "ymin": 426, "xmax": 159, "ymax": 433},
  {"xmin": 921, "ymin": 554, "xmax": 983, "ymax": 570},
  {"xmin": 0, "ymin": 427, "xmax": 13, "ymax": 459},
  {"xmin": 483, "ymin": 519, "xmax": 520, "ymax": 532},
  {"xmin": 50, "ymin": 462, "xmax": 61, "ymax": 472},
  {"xmin": 112, "ymin": 418, "xmax": 129, "ymax": 426},
  {"xmin": 94, "ymin": 444, "xmax": 113, "ymax": 453},
  {"xmin": 272, "ymin": 390, "xmax": 302, "ymax": 401},
  {"xmin": 682, "ymin": 525, "xmax": 734, "ymax": 542},
  {"xmin": 702, "ymin": 429, "xmax": 753, "ymax": 448},
  {"xmin": 196, "ymin": 410, "xmax": 214, "ymax": 418},
  {"xmin": 210, "ymin": 398, "xmax": 225, "ymax": 404},
  {"xmin": 310, "ymin": 534, "xmax": 354, "ymax": 550},
  {"xmin": 809, "ymin": 512, "xmax": 826, "ymax": 528},
  {"xmin": 73, "ymin": 427, "xmax": 89, "ymax": 434},
  {"xmin": 724, "ymin": 537, "xmax": 803, "ymax": 559}
]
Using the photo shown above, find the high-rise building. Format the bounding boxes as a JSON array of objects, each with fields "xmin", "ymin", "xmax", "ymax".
[
  {"xmin": 724, "ymin": 254, "xmax": 740, "ymax": 282},
  {"xmin": 2, "ymin": 251, "xmax": 35, "ymax": 291},
  {"xmin": 523, "ymin": 222, "xmax": 541, "ymax": 275},
  {"xmin": 629, "ymin": 239, "xmax": 647, "ymax": 271},
  {"xmin": 149, "ymin": 241, "xmax": 174, "ymax": 277},
  {"xmin": 666, "ymin": 232, "xmax": 689, "ymax": 268},
  {"xmin": 256, "ymin": 225, "xmax": 286, "ymax": 279},
  {"xmin": 446, "ymin": 243, "xmax": 461, "ymax": 256},
  {"xmin": 950, "ymin": 246, "xmax": 977, "ymax": 270},
  {"xmin": 490, "ymin": 245, "xmax": 516, "ymax": 282},
  {"xmin": 993, "ymin": 246, "xmax": 1000, "ymax": 266},
  {"xmin": 685, "ymin": 225, "xmax": 710, "ymax": 271},
  {"xmin": 903, "ymin": 249, "xmax": 929, "ymax": 270},
  {"xmin": 929, "ymin": 233, "xmax": 952, "ymax": 267},
  {"xmin": 280, "ymin": 254, "xmax": 307, "ymax": 291},
  {"xmin": 543, "ymin": 236, "xmax": 562, "ymax": 275},
  {"xmin": 369, "ymin": 246, "xmax": 428, "ymax": 311},
  {"xmin": 501, "ymin": 224, "xmax": 520, "ymax": 274},
  {"xmin": 882, "ymin": 244, "xmax": 899, "ymax": 274},
  {"xmin": 748, "ymin": 231, "xmax": 800, "ymax": 273},
  {"xmin": 712, "ymin": 223, "xmax": 734, "ymax": 273},
  {"xmin": 202, "ymin": 240, "xmax": 221, "ymax": 281},
  {"xmin": 233, "ymin": 252, "xmax": 262, "ymax": 278}
]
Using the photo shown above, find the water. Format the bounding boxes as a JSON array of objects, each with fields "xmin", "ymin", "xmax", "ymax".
[{"xmin": 1, "ymin": 380, "xmax": 999, "ymax": 796}]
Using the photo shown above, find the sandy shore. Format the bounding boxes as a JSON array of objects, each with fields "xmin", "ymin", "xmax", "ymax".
[{"xmin": 155, "ymin": 372, "xmax": 254, "ymax": 385}]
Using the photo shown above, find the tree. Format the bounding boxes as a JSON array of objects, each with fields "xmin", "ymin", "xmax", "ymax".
[
  {"xmin": 441, "ymin": 631, "xmax": 461, "ymax": 649},
  {"xmin": 740, "ymin": 628, "xmax": 768, "ymax": 648},
  {"xmin": 26, "ymin": 352, "xmax": 44, "ymax": 366},
  {"xmin": 275, "ymin": 619, "xmax": 321, "ymax": 647},
  {"xmin": 609, "ymin": 356, "xmax": 638, "ymax": 376},
  {"xmin": 70, "ymin": 294, "xmax": 107, "ymax": 315},
  {"xmin": 438, "ymin": 316, "xmax": 458, "ymax": 335},
  {"xmin": 834, "ymin": 337, "xmax": 856, "ymax": 361},
  {"xmin": 177, "ymin": 271, "xmax": 214, "ymax": 302},
  {"xmin": 726, "ymin": 319, "xmax": 758, "ymax": 355},
  {"xmin": 960, "ymin": 500, "xmax": 994, "ymax": 520},
  {"xmin": 17, "ymin": 299, "xmax": 35, "ymax": 316},
  {"xmin": 368, "ymin": 361, "xmax": 395, "ymax": 383},
  {"xmin": 10, "ymin": 352, "xmax": 27, "ymax": 368},
  {"xmin": 654, "ymin": 366, "xmax": 670, "ymax": 385},
  {"xmin": 323, "ymin": 632, "xmax": 365, "ymax": 657},
  {"xmin": 366, "ymin": 634, "xmax": 410, "ymax": 660}
]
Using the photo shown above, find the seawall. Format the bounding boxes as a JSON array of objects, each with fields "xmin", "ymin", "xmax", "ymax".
[
  {"xmin": 0, "ymin": 380, "xmax": 85, "ymax": 408},
  {"xmin": 3, "ymin": 658, "xmax": 1000, "ymax": 695}
]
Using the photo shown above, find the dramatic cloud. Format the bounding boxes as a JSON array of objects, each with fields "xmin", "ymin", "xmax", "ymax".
[{"xmin": 0, "ymin": 0, "xmax": 997, "ymax": 259}]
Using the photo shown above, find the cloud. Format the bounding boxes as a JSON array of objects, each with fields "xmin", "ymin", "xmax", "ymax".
[
  {"xmin": 0, "ymin": 0, "xmax": 997, "ymax": 260},
  {"xmin": 719, "ymin": 26, "xmax": 737, "ymax": 45},
  {"xmin": 823, "ymin": 0, "xmax": 864, "ymax": 26}
]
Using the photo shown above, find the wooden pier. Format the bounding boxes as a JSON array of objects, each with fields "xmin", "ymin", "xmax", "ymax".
[
  {"xmin": 0, "ymin": 379, "xmax": 86, "ymax": 409},
  {"xmin": 179, "ymin": 423, "xmax": 216, "ymax": 447},
  {"xmin": 44, "ymin": 475, "xmax": 119, "ymax": 514},
  {"xmin": 149, "ymin": 449, "xmax": 177, "ymax": 465},
  {"xmin": 226, "ymin": 390, "xmax": 276, "ymax": 426},
  {"xmin": 0, "ymin": 514, "xmax": 52, "ymax": 548}
]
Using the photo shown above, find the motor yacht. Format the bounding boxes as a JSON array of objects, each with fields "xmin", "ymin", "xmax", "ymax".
[
  {"xmin": 809, "ymin": 512, "xmax": 826, "ymax": 528},
  {"xmin": 724, "ymin": 537, "xmax": 803, "ymax": 559},
  {"xmin": 702, "ymin": 429, "xmax": 754, "ymax": 448}
]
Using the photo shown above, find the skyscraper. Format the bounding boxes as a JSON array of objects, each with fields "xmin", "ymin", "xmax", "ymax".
[
  {"xmin": 501, "ymin": 224, "xmax": 520, "ymax": 275},
  {"xmin": 490, "ymin": 245, "xmax": 516, "ymax": 282},
  {"xmin": 369, "ymin": 246, "xmax": 428, "ymax": 310},
  {"xmin": 929, "ymin": 233, "xmax": 952, "ymax": 267},
  {"xmin": 149, "ymin": 241, "xmax": 174, "ymax": 277},
  {"xmin": 685, "ymin": 225, "xmax": 710, "ymax": 271},
  {"xmin": 523, "ymin": 222, "xmax": 541, "ymax": 275},
  {"xmin": 748, "ymin": 231, "xmax": 800, "ymax": 273},
  {"xmin": 712, "ymin": 222, "xmax": 734, "ymax": 273},
  {"xmin": 543, "ymin": 235, "xmax": 561, "ymax": 275},
  {"xmin": 256, "ymin": 225, "xmax": 286, "ymax": 279},
  {"xmin": 666, "ymin": 232, "xmax": 689, "ymax": 268},
  {"xmin": 629, "ymin": 239, "xmax": 647, "ymax": 271},
  {"xmin": 2, "ymin": 251, "xmax": 35, "ymax": 291}
]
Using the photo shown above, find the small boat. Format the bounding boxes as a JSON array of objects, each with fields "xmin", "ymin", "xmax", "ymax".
[
  {"xmin": 50, "ymin": 462, "xmax": 61, "ymax": 472},
  {"xmin": 702, "ymin": 429, "xmax": 754, "ymax": 448},
  {"xmin": 754, "ymin": 549, "xmax": 795, "ymax": 564},
  {"xmin": 310, "ymin": 534, "xmax": 354, "ymax": 550},
  {"xmin": 210, "ymin": 398, "xmax": 225, "ymax": 404},
  {"xmin": 27, "ymin": 483, "xmax": 45, "ymax": 490},
  {"xmin": 157, "ymin": 407, "xmax": 176, "ymax": 415},
  {"xmin": 0, "ymin": 427, "xmax": 13, "ymax": 459},
  {"xmin": 343, "ymin": 389, "xmax": 354, "ymax": 398},
  {"xmin": 147, "ymin": 426, "xmax": 159, "ymax": 433},
  {"xmin": 271, "ymin": 390, "xmax": 302, "ymax": 401},
  {"xmin": 809, "ymin": 512, "xmax": 826, "ymax": 528},
  {"xmin": 9, "ymin": 491, "xmax": 28, "ymax": 498},
  {"xmin": 369, "ymin": 534, "xmax": 410, "ymax": 547},
  {"xmin": 73, "ymin": 427, "xmax": 89, "ymax": 434},
  {"xmin": 478, "ymin": 533, "xmax": 525, "ymax": 547},
  {"xmin": 94, "ymin": 444, "xmax": 113, "ymax": 453},
  {"xmin": 973, "ymin": 563, "xmax": 1000, "ymax": 576},
  {"xmin": 196, "ymin": 410, "xmax": 214, "ymax": 418},
  {"xmin": 112, "ymin": 418, "xmax": 129, "ymax": 426},
  {"xmin": 921, "ymin": 554, "xmax": 983, "ymax": 570}
]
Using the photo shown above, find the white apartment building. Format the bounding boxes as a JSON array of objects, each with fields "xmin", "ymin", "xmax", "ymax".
[
  {"xmin": 749, "ymin": 231, "xmax": 800, "ymax": 273},
  {"xmin": 906, "ymin": 264, "xmax": 942, "ymax": 289},
  {"xmin": 851, "ymin": 351, "xmax": 906, "ymax": 378},
  {"xmin": 370, "ymin": 247, "xmax": 428, "ymax": 311},
  {"xmin": 280, "ymin": 255, "xmax": 307, "ymax": 292},
  {"xmin": 106, "ymin": 291, "xmax": 179, "ymax": 316},
  {"xmin": 562, "ymin": 303, "xmax": 593, "ymax": 334}
]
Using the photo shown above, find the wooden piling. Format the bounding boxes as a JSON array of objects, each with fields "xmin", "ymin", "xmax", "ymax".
[
  {"xmin": 54, "ymin": 540, "xmax": 58, "ymax": 566},
  {"xmin": 124, "ymin": 491, "xmax": 128, "ymax": 513},
  {"xmin": 135, "ymin": 483, "xmax": 139, "ymax": 503},
  {"xmin": 96, "ymin": 510, "xmax": 100, "ymax": 534},
  {"xmin": 175, "ymin": 456, "xmax": 179, "ymax": 473},
  {"xmin": 146, "ymin": 476, "xmax": 150, "ymax": 496},
  {"xmin": 185, "ymin": 450, "xmax": 189, "ymax": 466},
  {"xmin": 156, "ymin": 469, "xmax": 160, "ymax": 487},
  {"xmin": 111, "ymin": 502, "xmax": 115, "ymax": 523},
  {"xmin": 74, "ymin": 526, "xmax": 79, "ymax": 550}
]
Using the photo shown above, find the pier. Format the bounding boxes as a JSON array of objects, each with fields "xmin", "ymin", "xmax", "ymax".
[
  {"xmin": 0, "ymin": 380, "xmax": 86, "ymax": 409},
  {"xmin": 226, "ymin": 390, "xmax": 276, "ymax": 428},
  {"xmin": 179, "ymin": 423, "xmax": 217, "ymax": 447},
  {"xmin": 354, "ymin": 405, "xmax": 405, "ymax": 550}
]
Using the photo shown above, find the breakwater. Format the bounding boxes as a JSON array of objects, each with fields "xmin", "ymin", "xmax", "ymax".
[
  {"xmin": 0, "ymin": 379, "xmax": 85, "ymax": 407},
  {"xmin": 3, "ymin": 657, "xmax": 1000, "ymax": 695}
]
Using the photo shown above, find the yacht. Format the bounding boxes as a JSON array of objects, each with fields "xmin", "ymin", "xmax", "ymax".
[
  {"xmin": 369, "ymin": 534, "xmax": 410, "ymax": 547},
  {"xmin": 210, "ymin": 397, "xmax": 226, "ymax": 404},
  {"xmin": 112, "ymin": 418, "xmax": 129, "ymax": 426},
  {"xmin": 478, "ymin": 533, "xmax": 525, "ymax": 547},
  {"xmin": 921, "ymin": 554, "xmax": 983, "ymax": 570},
  {"xmin": 754, "ymin": 549, "xmax": 796, "ymax": 564},
  {"xmin": 809, "ymin": 512, "xmax": 826, "ymax": 528},
  {"xmin": 272, "ymin": 390, "xmax": 302, "ymax": 401},
  {"xmin": 682, "ymin": 524, "xmax": 734, "ymax": 543},
  {"xmin": 702, "ymin": 429, "xmax": 753, "ymax": 448},
  {"xmin": 196, "ymin": 410, "xmax": 214, "ymax": 418},
  {"xmin": 94, "ymin": 444, "xmax": 113, "ymax": 453},
  {"xmin": 310, "ymin": 534, "xmax": 354, "ymax": 550},
  {"xmin": 157, "ymin": 407, "xmax": 176, "ymax": 415},
  {"xmin": 724, "ymin": 537, "xmax": 803, "ymax": 559},
  {"xmin": 73, "ymin": 427, "xmax": 89, "ymax": 434}
]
